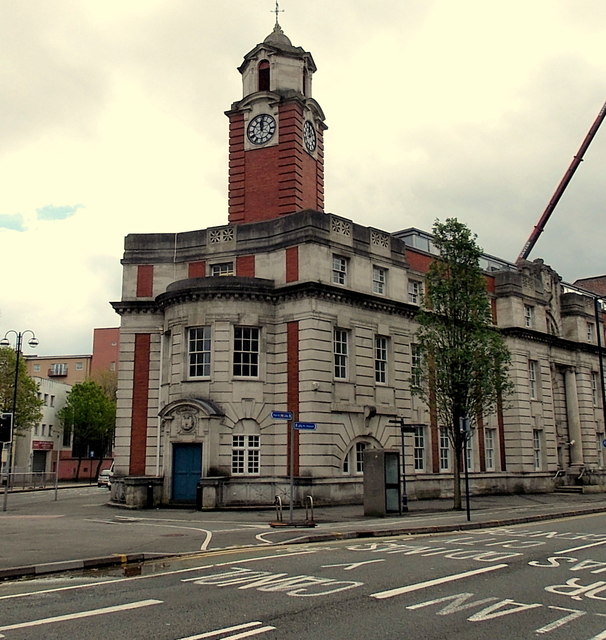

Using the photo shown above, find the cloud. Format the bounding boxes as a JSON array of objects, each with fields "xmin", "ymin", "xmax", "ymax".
[
  {"xmin": 0, "ymin": 214, "xmax": 25, "ymax": 232},
  {"xmin": 1, "ymin": 0, "xmax": 605, "ymax": 356},
  {"xmin": 36, "ymin": 204, "xmax": 83, "ymax": 221}
]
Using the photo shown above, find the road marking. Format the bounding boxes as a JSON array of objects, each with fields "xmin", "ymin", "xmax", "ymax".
[
  {"xmin": 535, "ymin": 606, "xmax": 586, "ymax": 634},
  {"xmin": 322, "ymin": 560, "xmax": 385, "ymax": 571},
  {"xmin": 556, "ymin": 540, "xmax": 606, "ymax": 555},
  {"xmin": 89, "ymin": 518, "xmax": 214, "ymax": 551},
  {"xmin": 370, "ymin": 564, "xmax": 509, "ymax": 599},
  {"xmin": 178, "ymin": 621, "xmax": 275, "ymax": 639},
  {"xmin": 0, "ymin": 599, "xmax": 162, "ymax": 632},
  {"xmin": 0, "ymin": 549, "xmax": 317, "ymax": 601}
]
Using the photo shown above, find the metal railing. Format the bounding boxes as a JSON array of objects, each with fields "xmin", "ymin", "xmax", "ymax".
[
  {"xmin": 2, "ymin": 471, "xmax": 58, "ymax": 491},
  {"xmin": 274, "ymin": 495, "xmax": 283, "ymax": 522}
]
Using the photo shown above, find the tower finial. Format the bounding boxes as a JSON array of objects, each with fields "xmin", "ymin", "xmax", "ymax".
[{"xmin": 272, "ymin": 1, "xmax": 284, "ymax": 26}]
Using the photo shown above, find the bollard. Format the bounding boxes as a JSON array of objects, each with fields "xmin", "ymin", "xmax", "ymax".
[
  {"xmin": 195, "ymin": 482, "xmax": 203, "ymax": 511},
  {"xmin": 146, "ymin": 482, "xmax": 154, "ymax": 508}
]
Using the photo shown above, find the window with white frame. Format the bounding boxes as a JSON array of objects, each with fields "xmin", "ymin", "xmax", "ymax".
[
  {"xmin": 592, "ymin": 372, "xmax": 599, "ymax": 406},
  {"xmin": 374, "ymin": 335, "xmax": 388, "ymax": 384},
  {"xmin": 524, "ymin": 304, "xmax": 534, "ymax": 328},
  {"xmin": 597, "ymin": 433, "xmax": 605, "ymax": 468},
  {"xmin": 533, "ymin": 429, "xmax": 542, "ymax": 470},
  {"xmin": 332, "ymin": 255, "xmax": 348, "ymax": 285},
  {"xmin": 485, "ymin": 428, "xmax": 496, "ymax": 471},
  {"xmin": 342, "ymin": 441, "xmax": 368, "ymax": 474},
  {"xmin": 188, "ymin": 327, "xmax": 211, "ymax": 378},
  {"xmin": 333, "ymin": 328, "xmax": 348, "ymax": 379},
  {"xmin": 439, "ymin": 428, "xmax": 450, "ymax": 471},
  {"xmin": 372, "ymin": 266, "xmax": 387, "ymax": 295},
  {"xmin": 587, "ymin": 322, "xmax": 595, "ymax": 342},
  {"xmin": 76, "ymin": 362, "xmax": 83, "ymax": 371},
  {"xmin": 211, "ymin": 262, "xmax": 234, "ymax": 276},
  {"xmin": 231, "ymin": 435, "xmax": 260, "ymax": 475},
  {"xmin": 355, "ymin": 442, "xmax": 366, "ymax": 473},
  {"xmin": 464, "ymin": 434, "xmax": 473, "ymax": 471},
  {"xmin": 528, "ymin": 359, "xmax": 538, "ymax": 399},
  {"xmin": 233, "ymin": 327, "xmax": 260, "ymax": 377},
  {"xmin": 413, "ymin": 425, "xmax": 425, "ymax": 471},
  {"xmin": 411, "ymin": 343, "xmax": 421, "ymax": 388},
  {"xmin": 408, "ymin": 279, "xmax": 423, "ymax": 304}
]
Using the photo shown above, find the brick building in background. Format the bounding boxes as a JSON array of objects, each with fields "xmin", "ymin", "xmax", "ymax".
[
  {"xmin": 111, "ymin": 22, "xmax": 606, "ymax": 508},
  {"xmin": 20, "ymin": 328, "xmax": 119, "ymax": 479}
]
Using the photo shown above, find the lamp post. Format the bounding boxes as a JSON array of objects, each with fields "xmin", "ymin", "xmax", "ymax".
[{"xmin": 1, "ymin": 330, "xmax": 38, "ymax": 511}]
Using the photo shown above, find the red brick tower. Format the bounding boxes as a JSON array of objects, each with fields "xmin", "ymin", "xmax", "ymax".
[{"xmin": 226, "ymin": 22, "xmax": 327, "ymax": 224}]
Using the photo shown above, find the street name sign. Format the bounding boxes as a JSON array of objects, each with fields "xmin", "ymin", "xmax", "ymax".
[
  {"xmin": 271, "ymin": 411, "xmax": 293, "ymax": 420},
  {"xmin": 294, "ymin": 422, "xmax": 317, "ymax": 431}
]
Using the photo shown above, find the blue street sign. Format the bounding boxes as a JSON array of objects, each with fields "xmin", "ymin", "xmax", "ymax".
[
  {"xmin": 271, "ymin": 411, "xmax": 293, "ymax": 420},
  {"xmin": 603, "ymin": 438, "xmax": 606, "ymax": 448},
  {"xmin": 294, "ymin": 422, "xmax": 317, "ymax": 431}
]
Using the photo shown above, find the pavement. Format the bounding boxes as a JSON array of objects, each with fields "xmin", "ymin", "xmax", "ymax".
[{"xmin": 1, "ymin": 484, "xmax": 605, "ymax": 581}]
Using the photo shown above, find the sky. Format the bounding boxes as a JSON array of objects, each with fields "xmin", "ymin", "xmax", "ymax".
[{"xmin": 1, "ymin": 0, "xmax": 605, "ymax": 356}]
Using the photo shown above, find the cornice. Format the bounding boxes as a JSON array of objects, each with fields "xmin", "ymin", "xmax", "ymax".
[
  {"xmin": 116, "ymin": 277, "xmax": 419, "ymax": 320},
  {"xmin": 501, "ymin": 325, "xmax": 605, "ymax": 355},
  {"xmin": 110, "ymin": 300, "xmax": 160, "ymax": 316}
]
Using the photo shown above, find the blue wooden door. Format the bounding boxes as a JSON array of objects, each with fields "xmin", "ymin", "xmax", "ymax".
[{"xmin": 172, "ymin": 443, "xmax": 202, "ymax": 502}]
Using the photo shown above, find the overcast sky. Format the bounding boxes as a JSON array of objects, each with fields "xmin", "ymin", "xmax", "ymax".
[{"xmin": 1, "ymin": 0, "xmax": 604, "ymax": 356}]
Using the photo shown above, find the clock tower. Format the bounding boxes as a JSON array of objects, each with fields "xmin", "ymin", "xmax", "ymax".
[{"xmin": 226, "ymin": 21, "xmax": 327, "ymax": 225}]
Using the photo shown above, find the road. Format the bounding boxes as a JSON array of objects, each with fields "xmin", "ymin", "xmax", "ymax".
[{"xmin": 1, "ymin": 511, "xmax": 605, "ymax": 639}]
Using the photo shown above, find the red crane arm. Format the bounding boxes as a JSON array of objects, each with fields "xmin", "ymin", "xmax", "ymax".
[{"xmin": 516, "ymin": 101, "xmax": 606, "ymax": 263}]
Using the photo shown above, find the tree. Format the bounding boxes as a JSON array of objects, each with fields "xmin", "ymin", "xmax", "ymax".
[
  {"xmin": 411, "ymin": 218, "xmax": 512, "ymax": 510},
  {"xmin": 58, "ymin": 380, "xmax": 115, "ymax": 480},
  {"xmin": 0, "ymin": 347, "xmax": 43, "ymax": 433}
]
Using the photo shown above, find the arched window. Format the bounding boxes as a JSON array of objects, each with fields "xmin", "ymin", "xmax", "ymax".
[
  {"xmin": 342, "ymin": 440, "xmax": 371, "ymax": 475},
  {"xmin": 258, "ymin": 60, "xmax": 270, "ymax": 91}
]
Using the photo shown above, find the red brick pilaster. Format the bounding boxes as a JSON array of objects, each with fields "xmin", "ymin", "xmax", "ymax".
[
  {"xmin": 136, "ymin": 265, "xmax": 154, "ymax": 297},
  {"xmin": 236, "ymin": 255, "xmax": 255, "ymax": 277},
  {"xmin": 497, "ymin": 395, "xmax": 507, "ymax": 471},
  {"xmin": 286, "ymin": 246, "xmax": 299, "ymax": 282},
  {"xmin": 227, "ymin": 112, "xmax": 246, "ymax": 224},
  {"xmin": 188, "ymin": 261, "xmax": 206, "ymax": 278},
  {"xmin": 130, "ymin": 333, "xmax": 151, "ymax": 475}
]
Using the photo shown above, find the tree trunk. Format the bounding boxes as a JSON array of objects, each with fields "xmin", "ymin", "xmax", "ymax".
[{"xmin": 453, "ymin": 446, "xmax": 462, "ymax": 510}]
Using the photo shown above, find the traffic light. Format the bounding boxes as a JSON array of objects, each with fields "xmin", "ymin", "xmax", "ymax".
[{"xmin": 0, "ymin": 412, "xmax": 13, "ymax": 443}]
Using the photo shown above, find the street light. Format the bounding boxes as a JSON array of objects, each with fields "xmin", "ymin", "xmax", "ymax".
[{"xmin": 1, "ymin": 330, "xmax": 38, "ymax": 510}]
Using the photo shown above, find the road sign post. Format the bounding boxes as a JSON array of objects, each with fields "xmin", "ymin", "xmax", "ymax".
[{"xmin": 271, "ymin": 411, "xmax": 295, "ymax": 522}]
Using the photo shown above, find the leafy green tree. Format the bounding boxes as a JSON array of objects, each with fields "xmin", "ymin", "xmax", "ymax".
[
  {"xmin": 0, "ymin": 347, "xmax": 43, "ymax": 432},
  {"xmin": 411, "ymin": 219, "xmax": 512, "ymax": 510},
  {"xmin": 58, "ymin": 380, "xmax": 116, "ymax": 479}
]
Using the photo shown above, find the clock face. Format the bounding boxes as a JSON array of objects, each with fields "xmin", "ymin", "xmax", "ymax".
[
  {"xmin": 303, "ymin": 120, "xmax": 316, "ymax": 152},
  {"xmin": 247, "ymin": 114, "xmax": 276, "ymax": 145}
]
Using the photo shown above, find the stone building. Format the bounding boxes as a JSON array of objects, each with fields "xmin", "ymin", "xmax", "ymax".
[{"xmin": 110, "ymin": 22, "xmax": 605, "ymax": 508}]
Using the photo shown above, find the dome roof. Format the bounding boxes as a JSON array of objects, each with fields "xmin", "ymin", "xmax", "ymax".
[{"xmin": 263, "ymin": 22, "xmax": 292, "ymax": 48}]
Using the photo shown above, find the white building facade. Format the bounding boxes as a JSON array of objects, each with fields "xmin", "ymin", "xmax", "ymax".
[{"xmin": 110, "ymin": 24, "xmax": 606, "ymax": 508}]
